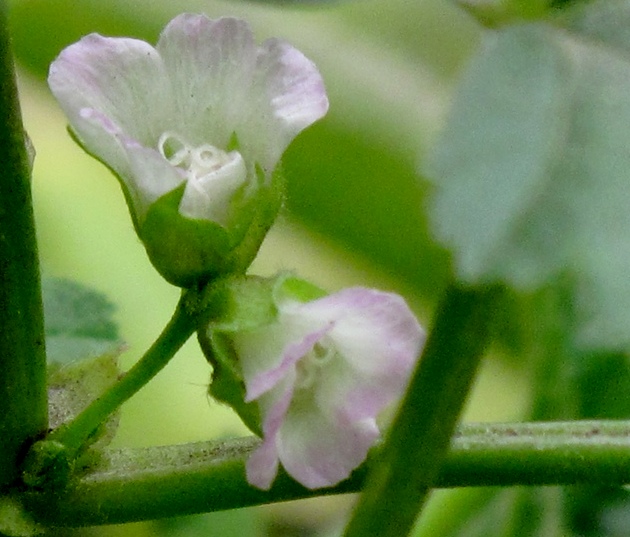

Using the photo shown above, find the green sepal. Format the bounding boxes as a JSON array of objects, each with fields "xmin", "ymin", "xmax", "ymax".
[
  {"xmin": 197, "ymin": 274, "xmax": 327, "ymax": 436},
  {"xmin": 141, "ymin": 186, "xmax": 232, "ymax": 287},
  {"xmin": 277, "ymin": 275, "xmax": 328, "ymax": 303},
  {"xmin": 198, "ymin": 276, "xmax": 279, "ymax": 436},
  {"xmin": 140, "ymin": 164, "xmax": 284, "ymax": 288}
]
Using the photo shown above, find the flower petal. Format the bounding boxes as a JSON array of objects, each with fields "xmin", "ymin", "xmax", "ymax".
[
  {"xmin": 246, "ymin": 373, "xmax": 295, "ymax": 489},
  {"xmin": 276, "ymin": 391, "xmax": 380, "ymax": 489},
  {"xmin": 235, "ymin": 314, "xmax": 331, "ymax": 402},
  {"xmin": 157, "ymin": 15, "xmax": 256, "ymax": 149},
  {"xmin": 302, "ymin": 288, "xmax": 422, "ymax": 374},
  {"xmin": 321, "ymin": 288, "xmax": 424, "ymax": 420},
  {"xmin": 246, "ymin": 436, "xmax": 280, "ymax": 490},
  {"xmin": 240, "ymin": 38, "xmax": 329, "ymax": 172},
  {"xmin": 78, "ymin": 108, "xmax": 184, "ymax": 221},
  {"xmin": 178, "ymin": 151, "xmax": 248, "ymax": 224},
  {"xmin": 48, "ymin": 32, "xmax": 170, "ymax": 150}
]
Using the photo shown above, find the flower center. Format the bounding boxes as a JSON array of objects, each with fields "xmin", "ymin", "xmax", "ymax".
[
  {"xmin": 157, "ymin": 131, "xmax": 239, "ymax": 183},
  {"xmin": 295, "ymin": 340, "xmax": 336, "ymax": 391}
]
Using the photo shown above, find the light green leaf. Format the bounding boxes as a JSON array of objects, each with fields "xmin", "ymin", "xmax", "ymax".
[
  {"xmin": 428, "ymin": 15, "xmax": 630, "ymax": 350},
  {"xmin": 48, "ymin": 350, "xmax": 123, "ymax": 450},
  {"xmin": 43, "ymin": 277, "xmax": 121, "ymax": 363},
  {"xmin": 562, "ymin": 0, "xmax": 630, "ymax": 54}
]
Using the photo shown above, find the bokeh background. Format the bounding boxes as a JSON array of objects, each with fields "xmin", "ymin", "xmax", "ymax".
[{"xmin": 10, "ymin": 0, "xmax": 528, "ymax": 534}]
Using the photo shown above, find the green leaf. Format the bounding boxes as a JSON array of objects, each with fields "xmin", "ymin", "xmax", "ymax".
[
  {"xmin": 42, "ymin": 277, "xmax": 121, "ymax": 364},
  {"xmin": 415, "ymin": 488, "xmax": 567, "ymax": 537},
  {"xmin": 47, "ymin": 351, "xmax": 122, "ymax": 444},
  {"xmin": 428, "ymin": 15, "xmax": 630, "ymax": 350},
  {"xmin": 560, "ymin": 0, "xmax": 630, "ymax": 52}
]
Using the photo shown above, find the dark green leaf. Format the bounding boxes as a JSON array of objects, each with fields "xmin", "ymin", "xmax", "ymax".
[{"xmin": 43, "ymin": 277, "xmax": 121, "ymax": 363}]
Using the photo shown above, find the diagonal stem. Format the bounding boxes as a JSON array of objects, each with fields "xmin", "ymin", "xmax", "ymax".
[{"xmin": 47, "ymin": 291, "xmax": 198, "ymax": 455}]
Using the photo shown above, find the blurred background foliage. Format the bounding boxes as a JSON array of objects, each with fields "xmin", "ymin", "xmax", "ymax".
[{"xmin": 7, "ymin": 0, "xmax": 535, "ymax": 534}]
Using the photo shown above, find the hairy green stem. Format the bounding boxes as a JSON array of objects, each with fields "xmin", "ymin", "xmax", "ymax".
[
  {"xmin": 343, "ymin": 284, "xmax": 500, "ymax": 537},
  {"xmin": 21, "ymin": 420, "xmax": 630, "ymax": 527},
  {"xmin": 0, "ymin": 0, "xmax": 48, "ymax": 488},
  {"xmin": 47, "ymin": 291, "xmax": 197, "ymax": 454}
]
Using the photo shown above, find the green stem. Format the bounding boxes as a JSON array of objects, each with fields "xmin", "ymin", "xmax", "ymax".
[
  {"xmin": 343, "ymin": 284, "xmax": 500, "ymax": 537},
  {"xmin": 0, "ymin": 0, "xmax": 48, "ymax": 488},
  {"xmin": 21, "ymin": 420, "xmax": 630, "ymax": 527},
  {"xmin": 48, "ymin": 291, "xmax": 197, "ymax": 454}
]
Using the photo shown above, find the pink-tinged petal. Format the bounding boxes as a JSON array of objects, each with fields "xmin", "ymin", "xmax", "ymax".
[
  {"xmin": 79, "ymin": 108, "xmax": 184, "ymax": 221},
  {"xmin": 246, "ymin": 374, "xmax": 295, "ymax": 490},
  {"xmin": 246, "ymin": 324, "xmax": 329, "ymax": 401},
  {"xmin": 157, "ymin": 15, "xmax": 256, "ymax": 148},
  {"xmin": 48, "ymin": 33, "xmax": 170, "ymax": 148},
  {"xmin": 276, "ymin": 393, "xmax": 380, "ymax": 489},
  {"xmin": 246, "ymin": 437, "xmax": 279, "ymax": 490},
  {"xmin": 316, "ymin": 289, "xmax": 424, "ymax": 421},
  {"xmin": 240, "ymin": 38, "xmax": 328, "ymax": 172},
  {"xmin": 303, "ymin": 288, "xmax": 423, "ymax": 377},
  {"xmin": 236, "ymin": 317, "xmax": 332, "ymax": 402}
]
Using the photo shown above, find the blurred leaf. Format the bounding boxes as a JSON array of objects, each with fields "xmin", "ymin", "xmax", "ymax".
[
  {"xmin": 240, "ymin": 0, "xmax": 337, "ymax": 3},
  {"xmin": 574, "ymin": 351, "xmax": 630, "ymax": 419},
  {"xmin": 559, "ymin": 0, "xmax": 630, "ymax": 47},
  {"xmin": 566, "ymin": 486, "xmax": 630, "ymax": 537},
  {"xmin": 428, "ymin": 14, "xmax": 630, "ymax": 351},
  {"xmin": 43, "ymin": 277, "xmax": 122, "ymax": 364},
  {"xmin": 42, "ymin": 277, "xmax": 124, "ymax": 453},
  {"xmin": 48, "ymin": 349, "xmax": 123, "ymax": 449}
]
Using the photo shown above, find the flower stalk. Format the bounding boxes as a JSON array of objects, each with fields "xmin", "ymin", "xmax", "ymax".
[{"xmin": 0, "ymin": 0, "xmax": 48, "ymax": 488}]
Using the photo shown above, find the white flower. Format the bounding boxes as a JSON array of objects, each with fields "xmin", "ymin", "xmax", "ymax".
[
  {"xmin": 232, "ymin": 287, "xmax": 425, "ymax": 490},
  {"xmin": 48, "ymin": 14, "xmax": 328, "ymax": 285},
  {"xmin": 48, "ymin": 14, "xmax": 327, "ymax": 225}
]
